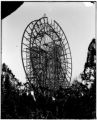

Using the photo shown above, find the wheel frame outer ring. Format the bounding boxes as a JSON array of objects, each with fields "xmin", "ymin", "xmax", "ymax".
[{"xmin": 21, "ymin": 17, "xmax": 72, "ymax": 84}]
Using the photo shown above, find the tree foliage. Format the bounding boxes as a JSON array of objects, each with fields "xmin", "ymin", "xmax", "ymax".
[{"xmin": 1, "ymin": 38, "xmax": 96, "ymax": 119}]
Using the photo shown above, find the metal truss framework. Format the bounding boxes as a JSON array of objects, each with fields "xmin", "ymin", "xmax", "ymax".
[{"xmin": 21, "ymin": 16, "xmax": 72, "ymax": 91}]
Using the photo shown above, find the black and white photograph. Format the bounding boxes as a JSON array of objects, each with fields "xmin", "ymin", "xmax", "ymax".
[{"xmin": 1, "ymin": 1, "xmax": 96, "ymax": 119}]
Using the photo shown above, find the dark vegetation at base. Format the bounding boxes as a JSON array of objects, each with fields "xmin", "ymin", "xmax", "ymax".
[{"xmin": 1, "ymin": 39, "xmax": 96, "ymax": 119}]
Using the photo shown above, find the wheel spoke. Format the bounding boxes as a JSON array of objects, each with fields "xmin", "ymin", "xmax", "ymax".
[
  {"xmin": 24, "ymin": 36, "xmax": 30, "ymax": 42},
  {"xmin": 22, "ymin": 43, "xmax": 29, "ymax": 48}
]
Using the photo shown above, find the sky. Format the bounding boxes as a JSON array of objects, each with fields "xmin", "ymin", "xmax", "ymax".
[{"xmin": 2, "ymin": 2, "xmax": 95, "ymax": 83}]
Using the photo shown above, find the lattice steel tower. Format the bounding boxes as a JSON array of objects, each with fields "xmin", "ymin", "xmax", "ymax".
[{"xmin": 21, "ymin": 16, "xmax": 72, "ymax": 91}]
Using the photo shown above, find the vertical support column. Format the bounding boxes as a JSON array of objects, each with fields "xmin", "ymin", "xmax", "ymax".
[{"xmin": 29, "ymin": 38, "xmax": 31, "ymax": 82}]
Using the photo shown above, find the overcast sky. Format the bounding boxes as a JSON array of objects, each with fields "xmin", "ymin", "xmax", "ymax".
[{"xmin": 2, "ymin": 2, "xmax": 95, "ymax": 83}]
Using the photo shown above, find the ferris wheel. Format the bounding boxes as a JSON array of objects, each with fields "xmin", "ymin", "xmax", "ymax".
[{"xmin": 21, "ymin": 16, "xmax": 72, "ymax": 90}]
